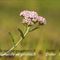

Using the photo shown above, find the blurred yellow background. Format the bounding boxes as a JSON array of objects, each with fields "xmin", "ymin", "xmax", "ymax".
[{"xmin": 0, "ymin": 0, "xmax": 60, "ymax": 60}]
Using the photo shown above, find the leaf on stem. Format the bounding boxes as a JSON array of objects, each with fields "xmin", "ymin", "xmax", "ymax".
[
  {"xmin": 8, "ymin": 32, "xmax": 15, "ymax": 46},
  {"xmin": 29, "ymin": 26, "xmax": 39, "ymax": 32},
  {"xmin": 17, "ymin": 28, "xmax": 24, "ymax": 39}
]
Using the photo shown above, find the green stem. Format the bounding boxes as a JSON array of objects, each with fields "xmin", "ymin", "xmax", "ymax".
[{"xmin": 2, "ymin": 27, "xmax": 30, "ymax": 56}]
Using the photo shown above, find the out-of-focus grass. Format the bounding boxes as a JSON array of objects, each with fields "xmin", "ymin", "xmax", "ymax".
[{"xmin": 0, "ymin": 0, "xmax": 60, "ymax": 60}]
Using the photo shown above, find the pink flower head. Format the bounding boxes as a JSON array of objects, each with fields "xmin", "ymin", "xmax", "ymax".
[
  {"xmin": 20, "ymin": 10, "xmax": 38, "ymax": 25},
  {"xmin": 20, "ymin": 10, "xmax": 38, "ymax": 22},
  {"xmin": 20, "ymin": 10, "xmax": 46, "ymax": 26},
  {"xmin": 37, "ymin": 16, "xmax": 46, "ymax": 25}
]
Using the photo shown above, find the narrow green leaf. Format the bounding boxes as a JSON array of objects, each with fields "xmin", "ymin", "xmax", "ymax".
[
  {"xmin": 29, "ymin": 27, "xmax": 39, "ymax": 32},
  {"xmin": 17, "ymin": 28, "xmax": 24, "ymax": 39},
  {"xmin": 8, "ymin": 32, "xmax": 15, "ymax": 46}
]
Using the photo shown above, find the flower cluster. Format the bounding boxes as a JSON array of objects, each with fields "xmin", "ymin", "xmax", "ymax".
[{"xmin": 20, "ymin": 10, "xmax": 46, "ymax": 25}]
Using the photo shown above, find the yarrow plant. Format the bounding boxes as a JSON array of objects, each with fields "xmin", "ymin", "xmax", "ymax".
[{"xmin": 2, "ymin": 10, "xmax": 46, "ymax": 56}]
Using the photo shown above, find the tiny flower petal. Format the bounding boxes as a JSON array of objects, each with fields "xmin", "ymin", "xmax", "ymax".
[
  {"xmin": 20, "ymin": 10, "xmax": 31, "ymax": 18},
  {"xmin": 29, "ymin": 11, "xmax": 38, "ymax": 19},
  {"xmin": 22, "ymin": 17, "xmax": 34, "ymax": 25}
]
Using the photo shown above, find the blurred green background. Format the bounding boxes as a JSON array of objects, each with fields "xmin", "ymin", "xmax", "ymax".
[{"xmin": 0, "ymin": 0, "xmax": 60, "ymax": 60}]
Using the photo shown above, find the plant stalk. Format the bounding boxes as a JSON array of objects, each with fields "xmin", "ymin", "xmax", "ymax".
[{"xmin": 2, "ymin": 27, "xmax": 30, "ymax": 56}]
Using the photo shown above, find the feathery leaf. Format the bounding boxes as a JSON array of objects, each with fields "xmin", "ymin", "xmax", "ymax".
[{"xmin": 8, "ymin": 32, "xmax": 15, "ymax": 46}]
